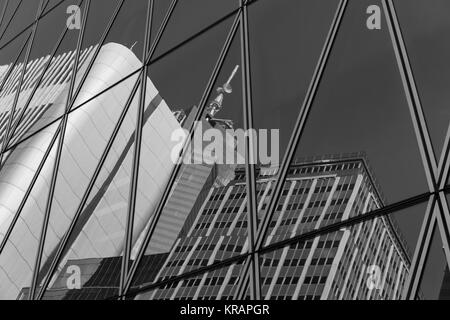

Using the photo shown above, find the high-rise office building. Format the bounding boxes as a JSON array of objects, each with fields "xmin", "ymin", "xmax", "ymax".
[{"xmin": 144, "ymin": 156, "xmax": 410, "ymax": 300}]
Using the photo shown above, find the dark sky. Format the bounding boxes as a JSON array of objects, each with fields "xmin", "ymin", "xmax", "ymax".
[{"xmin": 0, "ymin": 0, "xmax": 449, "ymax": 298}]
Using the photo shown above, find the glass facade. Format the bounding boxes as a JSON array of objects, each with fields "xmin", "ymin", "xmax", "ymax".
[{"xmin": 0, "ymin": 0, "xmax": 448, "ymax": 300}]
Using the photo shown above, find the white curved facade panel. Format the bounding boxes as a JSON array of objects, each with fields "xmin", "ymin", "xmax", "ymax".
[{"xmin": 0, "ymin": 43, "xmax": 180, "ymax": 299}]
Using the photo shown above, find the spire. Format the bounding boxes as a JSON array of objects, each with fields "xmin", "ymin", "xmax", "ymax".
[
  {"xmin": 206, "ymin": 65, "xmax": 239, "ymax": 118},
  {"xmin": 130, "ymin": 41, "xmax": 138, "ymax": 52}
]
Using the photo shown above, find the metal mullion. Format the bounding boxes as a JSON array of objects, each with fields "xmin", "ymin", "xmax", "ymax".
[
  {"xmin": 0, "ymin": 31, "xmax": 30, "ymax": 98},
  {"xmin": 35, "ymin": 75, "xmax": 143, "ymax": 300},
  {"xmin": 120, "ymin": 0, "xmax": 180, "ymax": 294},
  {"xmin": 382, "ymin": 0, "xmax": 438, "ymax": 190},
  {"xmin": 122, "ymin": 255, "xmax": 250, "ymax": 300},
  {"xmin": 119, "ymin": 0, "xmax": 154, "ymax": 298},
  {"xmin": 402, "ymin": 198, "xmax": 437, "ymax": 300},
  {"xmin": 436, "ymin": 192, "xmax": 450, "ymax": 268},
  {"xmin": 0, "ymin": 0, "xmax": 10, "ymax": 39},
  {"xmin": 239, "ymin": 0, "xmax": 260, "ymax": 300},
  {"xmin": 382, "ymin": 0, "xmax": 450, "ymax": 300},
  {"xmin": 0, "ymin": 0, "xmax": 45, "ymax": 165},
  {"xmin": 234, "ymin": 0, "xmax": 349, "ymax": 299},
  {"xmin": 64, "ymin": 0, "xmax": 125, "ymax": 120},
  {"xmin": 437, "ymin": 124, "xmax": 450, "ymax": 190},
  {"xmin": 255, "ymin": 0, "xmax": 348, "ymax": 250},
  {"xmin": 233, "ymin": 265, "xmax": 250, "ymax": 299},
  {"xmin": 122, "ymin": 10, "xmax": 242, "ymax": 296},
  {"xmin": 28, "ymin": 0, "xmax": 90, "ymax": 300}
]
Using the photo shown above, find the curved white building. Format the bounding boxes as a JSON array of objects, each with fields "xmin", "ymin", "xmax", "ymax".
[{"xmin": 0, "ymin": 43, "xmax": 181, "ymax": 299}]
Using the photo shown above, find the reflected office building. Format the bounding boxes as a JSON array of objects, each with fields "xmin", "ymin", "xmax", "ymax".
[
  {"xmin": 0, "ymin": 42, "xmax": 409, "ymax": 300},
  {"xmin": 137, "ymin": 156, "xmax": 410, "ymax": 300},
  {"xmin": 3, "ymin": 0, "xmax": 450, "ymax": 301}
]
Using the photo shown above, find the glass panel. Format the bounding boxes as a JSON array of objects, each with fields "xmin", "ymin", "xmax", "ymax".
[
  {"xmin": 0, "ymin": 20, "xmax": 29, "ymax": 66},
  {"xmin": 0, "ymin": 0, "xmax": 41, "ymax": 48},
  {"xmin": 0, "ymin": 0, "xmax": 67, "ymax": 49},
  {"xmin": 260, "ymin": 0, "xmax": 429, "ymax": 247},
  {"xmin": 249, "ymin": 0, "xmax": 340, "ymax": 158},
  {"xmin": 395, "ymin": 0, "xmax": 450, "ymax": 159},
  {"xmin": 6, "ymin": 0, "xmax": 82, "ymax": 149},
  {"xmin": 128, "ymin": 15, "xmax": 250, "ymax": 290},
  {"xmin": 153, "ymin": 0, "xmax": 238, "ymax": 57},
  {"xmin": 260, "ymin": 204, "xmax": 427, "ymax": 300},
  {"xmin": 416, "ymin": 223, "xmax": 449, "ymax": 300},
  {"xmin": 66, "ymin": 0, "xmax": 147, "ymax": 109},
  {"xmin": 0, "ymin": 122, "xmax": 59, "ymax": 300},
  {"xmin": 12, "ymin": 0, "xmax": 149, "ymax": 149},
  {"xmin": 38, "ymin": 85, "xmax": 140, "ymax": 300}
]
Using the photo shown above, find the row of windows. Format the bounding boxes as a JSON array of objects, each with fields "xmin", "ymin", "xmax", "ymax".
[{"xmin": 288, "ymin": 162, "xmax": 361, "ymax": 176}]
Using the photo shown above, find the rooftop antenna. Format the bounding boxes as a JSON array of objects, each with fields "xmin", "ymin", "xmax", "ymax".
[
  {"xmin": 221, "ymin": 64, "xmax": 239, "ymax": 94},
  {"xmin": 130, "ymin": 41, "xmax": 138, "ymax": 52},
  {"xmin": 206, "ymin": 65, "xmax": 239, "ymax": 118}
]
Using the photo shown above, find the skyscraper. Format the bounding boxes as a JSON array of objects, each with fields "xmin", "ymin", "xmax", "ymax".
[{"xmin": 143, "ymin": 156, "xmax": 410, "ymax": 300}]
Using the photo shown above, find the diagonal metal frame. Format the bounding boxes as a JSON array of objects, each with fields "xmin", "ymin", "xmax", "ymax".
[
  {"xmin": 401, "ymin": 195, "xmax": 436, "ymax": 299},
  {"xmin": 28, "ymin": 0, "xmax": 90, "ymax": 300},
  {"xmin": 31, "ymin": 0, "xmax": 129, "ymax": 299},
  {"xmin": 35, "ymin": 74, "xmax": 143, "ymax": 300},
  {"xmin": 234, "ymin": 0, "xmax": 349, "ymax": 299},
  {"xmin": 122, "ymin": 6, "xmax": 242, "ymax": 296},
  {"xmin": 0, "ymin": 0, "xmax": 67, "ymax": 51},
  {"xmin": 0, "ymin": 31, "xmax": 31, "ymax": 110},
  {"xmin": 382, "ymin": 0, "xmax": 450, "ymax": 300},
  {"xmin": 123, "ymin": 0, "xmax": 450, "ymax": 300},
  {"xmin": 36, "ymin": 0, "xmax": 180, "ymax": 299},
  {"xmin": 239, "ymin": 0, "xmax": 261, "ymax": 300},
  {"xmin": 0, "ymin": 0, "xmax": 69, "ymax": 162},
  {"xmin": 0, "ymin": 0, "xmax": 57, "ymax": 92},
  {"xmin": 0, "ymin": 0, "xmax": 86, "ymax": 165},
  {"xmin": 0, "ymin": 1, "xmax": 130, "ymax": 295},
  {"xmin": 120, "ymin": 0, "xmax": 154, "ymax": 297}
]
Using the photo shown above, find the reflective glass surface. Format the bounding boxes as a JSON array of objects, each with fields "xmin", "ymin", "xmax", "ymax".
[{"xmin": 0, "ymin": 0, "xmax": 448, "ymax": 301}]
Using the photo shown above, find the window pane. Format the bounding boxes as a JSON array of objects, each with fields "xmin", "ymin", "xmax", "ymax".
[{"xmin": 395, "ymin": 0, "xmax": 450, "ymax": 160}]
